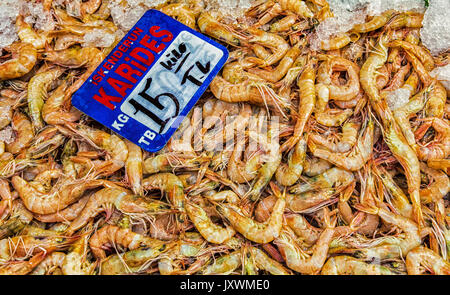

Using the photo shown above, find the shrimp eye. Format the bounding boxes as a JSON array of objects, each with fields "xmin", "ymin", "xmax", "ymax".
[{"xmin": 159, "ymin": 244, "xmax": 166, "ymax": 251}]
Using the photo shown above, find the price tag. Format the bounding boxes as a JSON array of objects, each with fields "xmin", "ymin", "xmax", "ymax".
[{"xmin": 72, "ymin": 9, "xmax": 228, "ymax": 152}]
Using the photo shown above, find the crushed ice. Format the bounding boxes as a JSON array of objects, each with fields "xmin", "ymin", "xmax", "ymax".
[{"xmin": 420, "ymin": 0, "xmax": 450, "ymax": 55}]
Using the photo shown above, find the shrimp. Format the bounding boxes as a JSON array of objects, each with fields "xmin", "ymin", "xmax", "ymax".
[
  {"xmin": 202, "ymin": 250, "xmax": 242, "ymax": 275},
  {"xmin": 388, "ymin": 40, "xmax": 434, "ymax": 71},
  {"xmin": 81, "ymin": 0, "xmax": 102, "ymax": 16},
  {"xmin": 303, "ymin": 157, "xmax": 332, "ymax": 177},
  {"xmin": 351, "ymin": 10, "xmax": 397, "ymax": 33},
  {"xmin": 321, "ymin": 256, "xmax": 400, "ymax": 275},
  {"xmin": 320, "ymin": 33, "xmax": 353, "ymax": 51},
  {"xmin": 27, "ymin": 67, "xmax": 64, "ymax": 131},
  {"xmin": 66, "ymin": 188, "xmax": 168, "ymax": 235},
  {"xmin": 0, "ymin": 252, "xmax": 46, "ymax": 275},
  {"xmin": 142, "ymin": 173, "xmax": 185, "ymax": 216},
  {"xmin": 250, "ymin": 246, "xmax": 292, "ymax": 275},
  {"xmin": 30, "ymin": 252, "xmax": 66, "ymax": 275},
  {"xmin": 11, "ymin": 174, "xmax": 105, "ymax": 215},
  {"xmin": 392, "ymin": 86, "xmax": 430, "ymax": 147},
  {"xmin": 42, "ymin": 81, "xmax": 81, "ymax": 125},
  {"xmin": 62, "ymin": 231, "xmax": 96, "ymax": 275},
  {"xmin": 284, "ymin": 213, "xmax": 323, "ymax": 246},
  {"xmin": 197, "ymin": 12, "xmax": 244, "ymax": 47},
  {"xmin": 387, "ymin": 12, "xmax": 423, "ymax": 29},
  {"xmin": 0, "ymin": 97, "xmax": 15, "ymax": 130},
  {"xmin": 5, "ymin": 112, "xmax": 34, "ymax": 155},
  {"xmin": 424, "ymin": 81, "xmax": 447, "ymax": 118},
  {"xmin": 44, "ymin": 46, "xmax": 105, "ymax": 101},
  {"xmin": 274, "ymin": 209, "xmax": 336, "ymax": 274},
  {"xmin": 286, "ymin": 188, "xmax": 336, "ymax": 212},
  {"xmin": 419, "ymin": 163, "xmax": 450, "ymax": 205},
  {"xmin": 217, "ymin": 187, "xmax": 285, "ymax": 243},
  {"xmin": 210, "ymin": 76, "xmax": 290, "ymax": 111},
  {"xmin": 69, "ymin": 123, "xmax": 128, "ymax": 176},
  {"xmin": 275, "ymin": 138, "xmax": 306, "ymax": 186},
  {"xmin": 406, "ymin": 246, "xmax": 450, "ymax": 275},
  {"xmin": 316, "ymin": 56, "xmax": 360, "ymax": 101},
  {"xmin": 247, "ymin": 129, "xmax": 282, "ymax": 201},
  {"xmin": 280, "ymin": 62, "xmax": 316, "ymax": 152},
  {"xmin": 248, "ymin": 42, "xmax": 302, "ymax": 83},
  {"xmin": 0, "ymin": 234, "xmax": 75, "ymax": 260},
  {"xmin": 34, "ymin": 195, "xmax": 90, "ymax": 223},
  {"xmin": 349, "ymin": 203, "xmax": 421, "ymax": 259},
  {"xmin": 159, "ymin": 3, "xmax": 196, "ymax": 29},
  {"xmin": 289, "ymin": 167, "xmax": 354, "ymax": 194},
  {"xmin": 16, "ymin": 15, "xmax": 50, "ymax": 50},
  {"xmin": 89, "ymin": 225, "xmax": 166, "ymax": 260},
  {"xmin": 309, "ymin": 122, "xmax": 360, "ymax": 153},
  {"xmin": 308, "ymin": 118, "xmax": 373, "ymax": 171},
  {"xmin": 275, "ymin": 0, "xmax": 313, "ymax": 18},
  {"xmin": 416, "ymin": 118, "xmax": 450, "ymax": 161},
  {"xmin": 247, "ymin": 28, "xmax": 290, "ymax": 67},
  {"xmin": 125, "ymin": 140, "xmax": 143, "ymax": 195},
  {"xmin": 185, "ymin": 201, "xmax": 235, "ymax": 244},
  {"xmin": 0, "ymin": 42, "xmax": 37, "ymax": 80}
]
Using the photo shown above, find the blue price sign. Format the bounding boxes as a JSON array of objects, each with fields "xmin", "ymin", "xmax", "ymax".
[{"xmin": 72, "ymin": 9, "xmax": 228, "ymax": 152}]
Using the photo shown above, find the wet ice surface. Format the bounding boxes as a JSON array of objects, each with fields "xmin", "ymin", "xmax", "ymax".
[
  {"xmin": 431, "ymin": 64, "xmax": 450, "ymax": 92},
  {"xmin": 0, "ymin": 0, "xmax": 21, "ymax": 50},
  {"xmin": 386, "ymin": 88, "xmax": 411, "ymax": 111},
  {"xmin": 83, "ymin": 28, "xmax": 116, "ymax": 48},
  {"xmin": 420, "ymin": 0, "xmax": 450, "ymax": 55},
  {"xmin": 0, "ymin": 126, "xmax": 15, "ymax": 144}
]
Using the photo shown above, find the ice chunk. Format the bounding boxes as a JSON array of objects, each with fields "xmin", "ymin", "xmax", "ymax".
[
  {"xmin": 430, "ymin": 64, "xmax": 450, "ymax": 92},
  {"xmin": 386, "ymin": 88, "xmax": 411, "ymax": 111},
  {"xmin": 420, "ymin": 0, "xmax": 450, "ymax": 55},
  {"xmin": 83, "ymin": 28, "xmax": 116, "ymax": 48},
  {"xmin": 108, "ymin": 0, "xmax": 168, "ymax": 31},
  {"xmin": 205, "ymin": 0, "xmax": 253, "ymax": 21},
  {"xmin": 0, "ymin": 0, "xmax": 21, "ymax": 50},
  {"xmin": 0, "ymin": 126, "xmax": 15, "ymax": 144}
]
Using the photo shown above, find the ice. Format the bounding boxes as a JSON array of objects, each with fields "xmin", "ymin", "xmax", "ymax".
[
  {"xmin": 108, "ymin": 0, "xmax": 168, "ymax": 31},
  {"xmin": 430, "ymin": 64, "xmax": 450, "ymax": 92},
  {"xmin": 420, "ymin": 0, "xmax": 450, "ymax": 56},
  {"xmin": 205, "ymin": 0, "xmax": 254, "ymax": 22},
  {"xmin": 385, "ymin": 88, "xmax": 411, "ymax": 111},
  {"xmin": 0, "ymin": 126, "xmax": 15, "ymax": 144},
  {"xmin": 83, "ymin": 28, "xmax": 116, "ymax": 48},
  {"xmin": 0, "ymin": 0, "xmax": 21, "ymax": 50},
  {"xmin": 21, "ymin": 1, "xmax": 55, "ymax": 31},
  {"xmin": 311, "ymin": 0, "xmax": 425, "ymax": 51}
]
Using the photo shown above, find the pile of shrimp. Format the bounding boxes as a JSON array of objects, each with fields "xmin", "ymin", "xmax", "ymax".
[{"xmin": 0, "ymin": 0, "xmax": 448, "ymax": 275}]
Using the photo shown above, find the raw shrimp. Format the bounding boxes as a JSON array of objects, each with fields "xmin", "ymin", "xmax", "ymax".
[
  {"xmin": 11, "ymin": 174, "xmax": 104, "ymax": 215},
  {"xmin": 275, "ymin": 138, "xmax": 306, "ymax": 186},
  {"xmin": 66, "ymin": 188, "xmax": 168, "ymax": 235},
  {"xmin": 27, "ymin": 68, "xmax": 64, "ymax": 131},
  {"xmin": 217, "ymin": 189, "xmax": 285, "ymax": 243},
  {"xmin": 16, "ymin": 15, "xmax": 50, "ymax": 50},
  {"xmin": 281, "ymin": 62, "xmax": 316, "ymax": 152},
  {"xmin": 160, "ymin": 3, "xmax": 196, "ymax": 29},
  {"xmin": 387, "ymin": 12, "xmax": 423, "ymax": 29},
  {"xmin": 197, "ymin": 12, "xmax": 244, "ymax": 47},
  {"xmin": 30, "ymin": 252, "xmax": 66, "ymax": 275},
  {"xmin": 289, "ymin": 167, "xmax": 354, "ymax": 194},
  {"xmin": 0, "ymin": 253, "xmax": 46, "ymax": 275},
  {"xmin": 416, "ymin": 118, "xmax": 450, "ymax": 161},
  {"xmin": 89, "ymin": 225, "xmax": 166, "ymax": 259},
  {"xmin": 142, "ymin": 173, "xmax": 185, "ymax": 216},
  {"xmin": 0, "ymin": 42, "xmax": 37, "ymax": 81},
  {"xmin": 5, "ymin": 112, "xmax": 34, "ymax": 155},
  {"xmin": 185, "ymin": 201, "xmax": 235, "ymax": 244},
  {"xmin": 351, "ymin": 10, "xmax": 397, "ymax": 33},
  {"xmin": 34, "ymin": 195, "xmax": 90, "ymax": 223},
  {"xmin": 316, "ymin": 56, "xmax": 360, "ymax": 101},
  {"xmin": 405, "ymin": 246, "xmax": 450, "ymax": 275},
  {"xmin": 42, "ymin": 81, "xmax": 81, "ymax": 125},
  {"xmin": 321, "ymin": 256, "xmax": 399, "ymax": 275},
  {"xmin": 309, "ymin": 122, "xmax": 360, "ymax": 153},
  {"xmin": 247, "ymin": 28, "xmax": 290, "ymax": 67},
  {"xmin": 125, "ymin": 140, "xmax": 143, "ymax": 195},
  {"xmin": 308, "ymin": 118, "xmax": 373, "ymax": 171},
  {"xmin": 250, "ymin": 246, "xmax": 292, "ymax": 275},
  {"xmin": 274, "ymin": 209, "xmax": 336, "ymax": 274}
]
